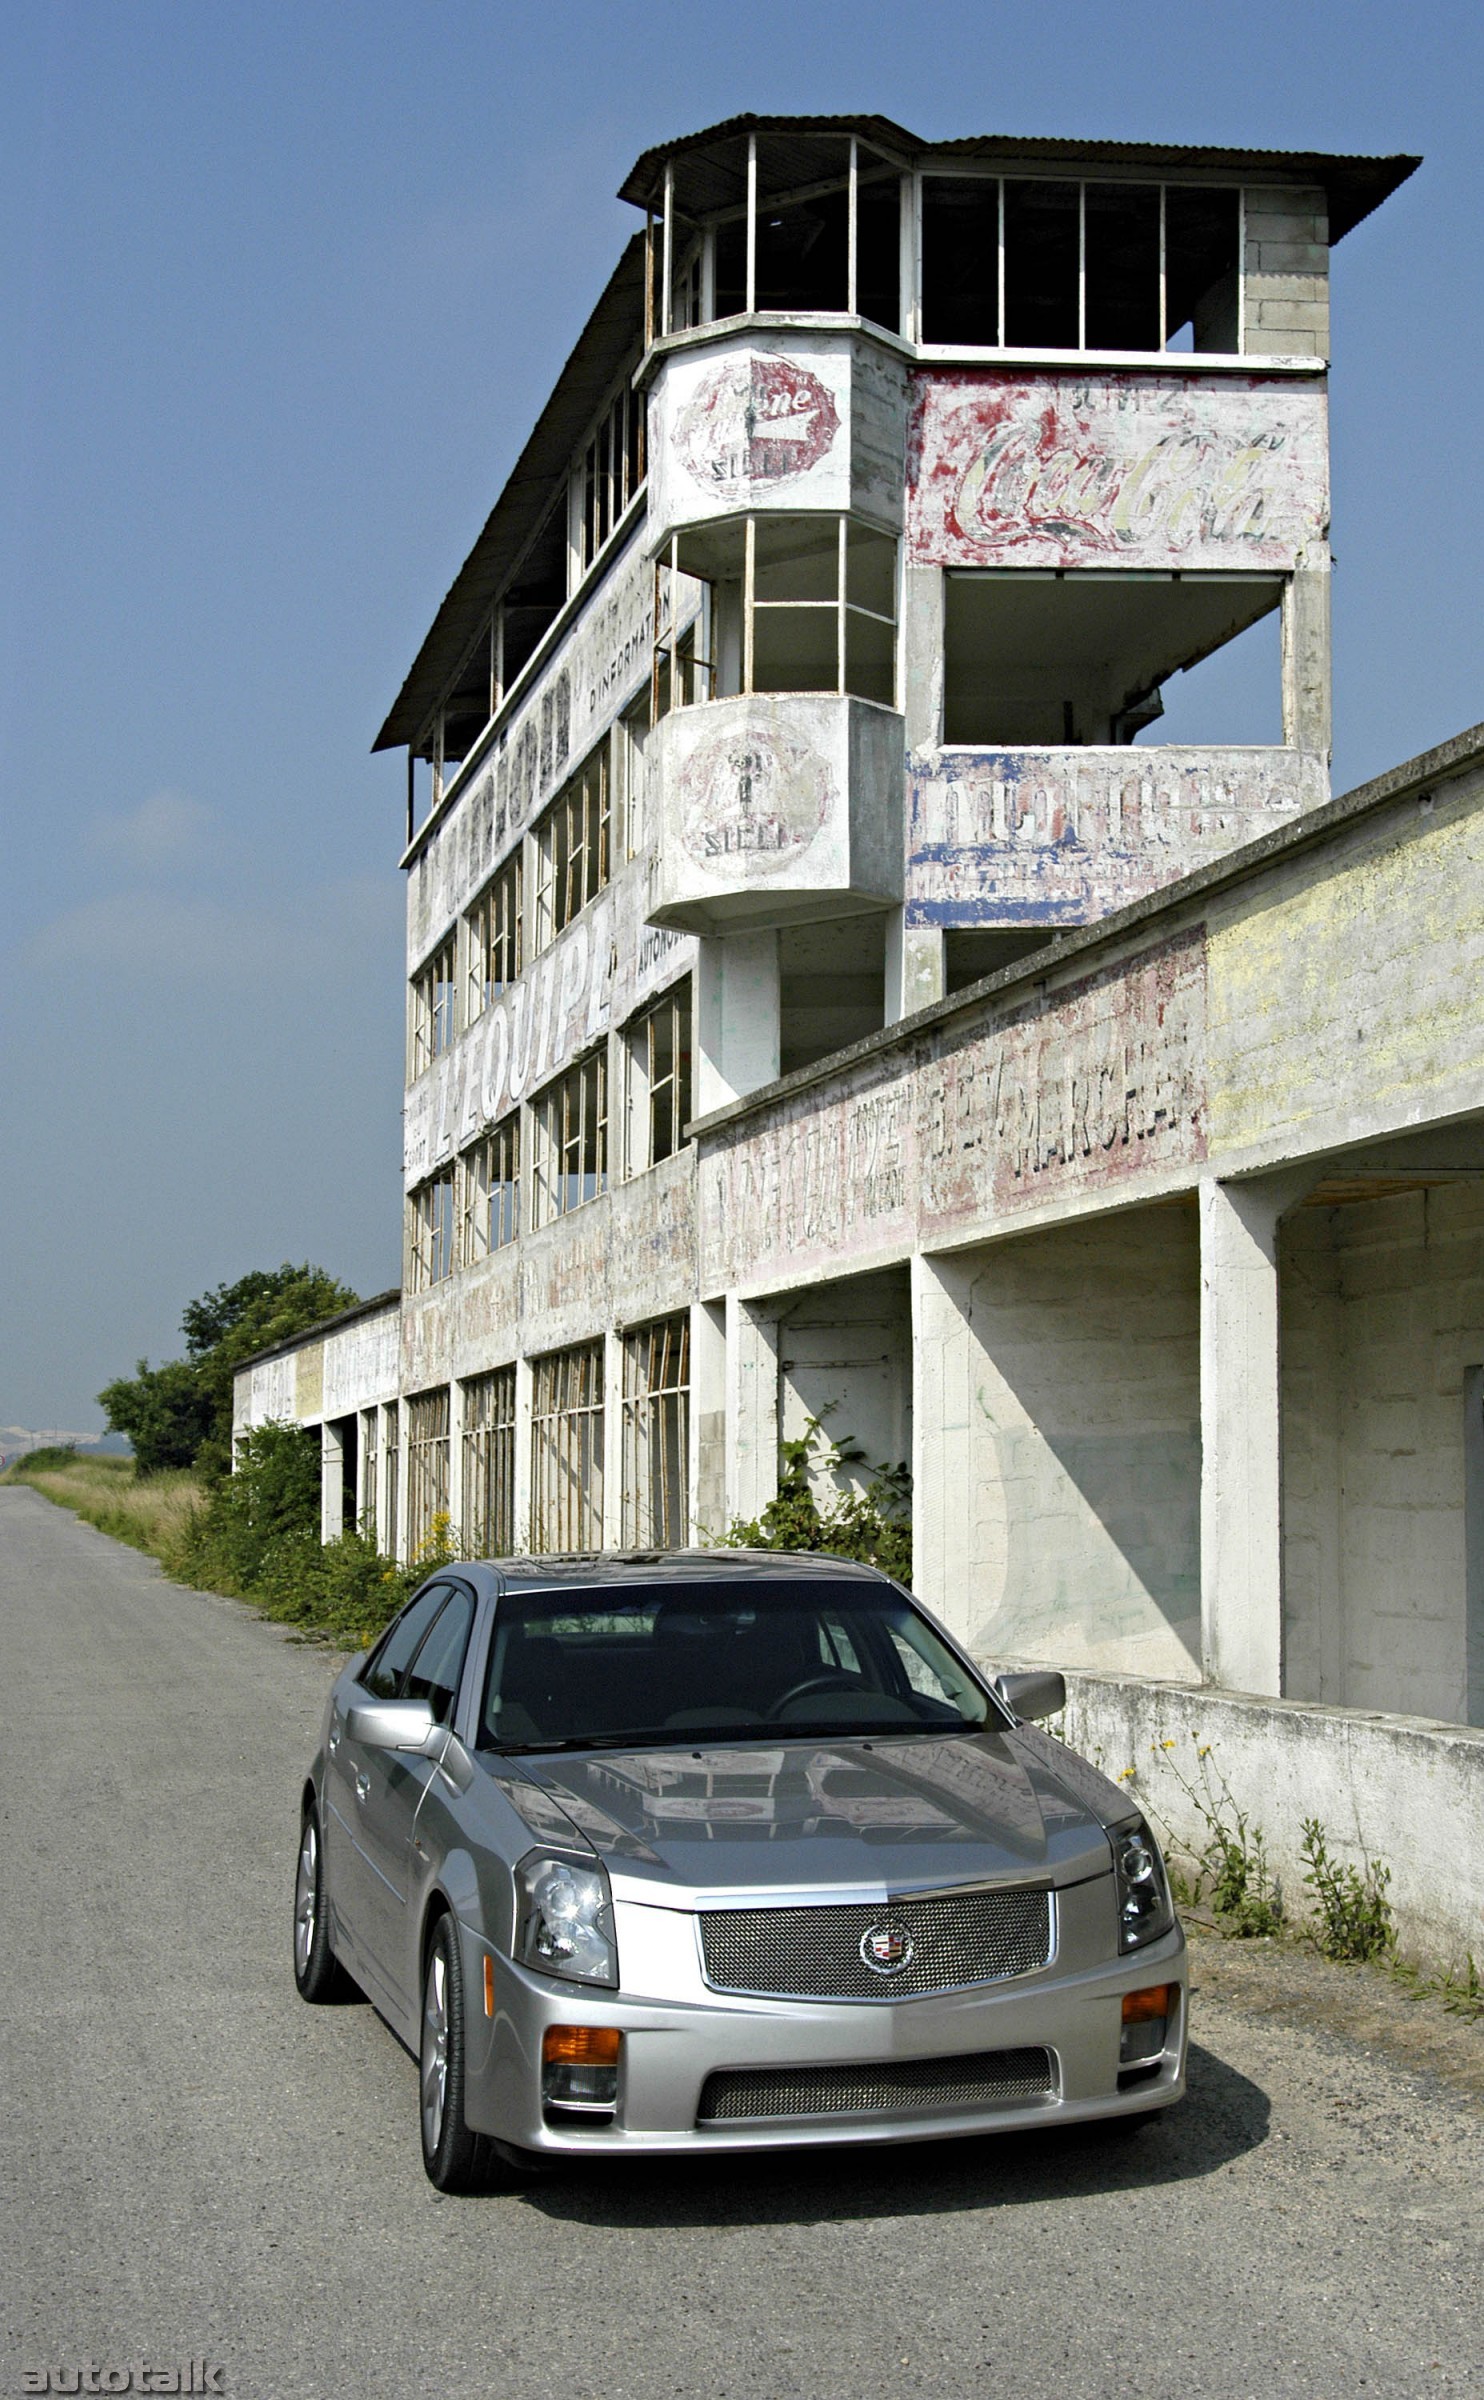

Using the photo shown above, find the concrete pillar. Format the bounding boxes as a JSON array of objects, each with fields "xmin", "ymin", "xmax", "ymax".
[
  {"xmin": 513, "ymin": 1357, "xmax": 534, "ymax": 1554},
  {"xmin": 1199, "ymin": 1175, "xmax": 1310, "ymax": 1695},
  {"xmin": 602, "ymin": 1329, "xmax": 625, "ymax": 1550},
  {"xmin": 695, "ymin": 931, "xmax": 780, "ymax": 1115},
  {"xmin": 901, "ymin": 564, "xmax": 942, "ymax": 754},
  {"xmin": 910, "ymin": 1253, "xmax": 978, "ymax": 1632},
  {"xmin": 320, "ymin": 1422, "xmax": 344, "ymax": 1546},
  {"xmin": 1282, "ymin": 543, "xmax": 1332, "ymax": 759},
  {"xmin": 726, "ymin": 1295, "xmax": 779, "ymax": 1528},
  {"xmin": 691, "ymin": 1299, "xmax": 727, "ymax": 1543}
]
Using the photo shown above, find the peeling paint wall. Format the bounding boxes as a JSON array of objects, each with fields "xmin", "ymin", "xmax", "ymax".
[
  {"xmin": 907, "ymin": 371, "xmax": 1328, "ymax": 572},
  {"xmin": 908, "ymin": 746, "xmax": 1324, "ymax": 925}
]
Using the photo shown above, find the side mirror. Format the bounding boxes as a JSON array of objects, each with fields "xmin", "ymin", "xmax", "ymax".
[
  {"xmin": 994, "ymin": 1669, "xmax": 1067, "ymax": 1724},
  {"xmin": 346, "ymin": 1696, "xmax": 440, "ymax": 1753}
]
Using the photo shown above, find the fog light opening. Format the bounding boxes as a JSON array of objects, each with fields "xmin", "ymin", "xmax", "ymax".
[
  {"xmin": 542, "ymin": 2024, "xmax": 622, "ymax": 2113},
  {"xmin": 1120, "ymin": 1983, "xmax": 1172, "ymax": 2065}
]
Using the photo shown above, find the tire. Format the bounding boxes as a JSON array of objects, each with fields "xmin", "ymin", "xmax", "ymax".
[
  {"xmin": 293, "ymin": 1803, "xmax": 355, "ymax": 2004},
  {"xmin": 420, "ymin": 1915, "xmax": 492, "ymax": 2194}
]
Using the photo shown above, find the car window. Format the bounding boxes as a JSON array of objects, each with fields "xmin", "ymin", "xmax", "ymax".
[
  {"xmin": 362, "ymin": 1583, "xmax": 452, "ymax": 1699},
  {"xmin": 403, "ymin": 1586, "xmax": 476, "ymax": 1725}
]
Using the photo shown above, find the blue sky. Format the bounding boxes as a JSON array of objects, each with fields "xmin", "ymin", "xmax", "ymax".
[{"xmin": 1, "ymin": 0, "xmax": 1478, "ymax": 1432}]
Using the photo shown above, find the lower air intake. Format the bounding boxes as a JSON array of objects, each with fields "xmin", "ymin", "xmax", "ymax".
[{"xmin": 697, "ymin": 2046, "xmax": 1056, "ymax": 2124}]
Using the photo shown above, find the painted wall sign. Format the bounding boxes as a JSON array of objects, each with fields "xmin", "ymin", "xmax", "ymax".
[
  {"xmin": 680, "ymin": 721, "xmax": 834, "ymax": 872},
  {"xmin": 699, "ymin": 929, "xmax": 1207, "ymax": 1291},
  {"xmin": 908, "ymin": 747, "xmax": 1326, "ymax": 924},
  {"xmin": 403, "ymin": 859, "xmax": 693, "ymax": 1188},
  {"xmin": 675, "ymin": 354, "xmax": 840, "ymax": 496},
  {"xmin": 322, "ymin": 1310, "xmax": 402, "ymax": 1418},
  {"xmin": 908, "ymin": 373, "xmax": 1328, "ymax": 571}
]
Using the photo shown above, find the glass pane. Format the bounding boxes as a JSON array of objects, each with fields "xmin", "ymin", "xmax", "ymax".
[
  {"xmin": 753, "ymin": 604, "xmax": 838, "ymax": 694},
  {"xmin": 1084, "ymin": 183, "xmax": 1161, "ymax": 351},
  {"xmin": 845, "ymin": 523, "xmax": 896, "ymax": 616},
  {"xmin": 844, "ymin": 609, "xmax": 895, "ymax": 706},
  {"xmin": 921, "ymin": 176, "xmax": 1000, "ymax": 344},
  {"xmin": 753, "ymin": 518, "xmax": 839, "ymax": 603},
  {"xmin": 1004, "ymin": 179, "xmax": 1080, "ymax": 348}
]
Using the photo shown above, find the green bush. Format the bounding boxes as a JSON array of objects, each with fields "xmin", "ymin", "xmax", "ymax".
[{"xmin": 718, "ymin": 1417, "xmax": 913, "ymax": 1584}]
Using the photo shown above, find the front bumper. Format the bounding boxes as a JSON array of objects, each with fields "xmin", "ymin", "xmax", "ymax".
[{"xmin": 455, "ymin": 1884, "xmax": 1187, "ymax": 2156}]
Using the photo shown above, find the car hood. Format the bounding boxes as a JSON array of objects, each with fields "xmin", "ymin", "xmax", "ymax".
[{"xmin": 490, "ymin": 1728, "xmax": 1117, "ymax": 1906}]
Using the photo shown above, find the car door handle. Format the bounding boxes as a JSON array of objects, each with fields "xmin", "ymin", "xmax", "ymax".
[
  {"xmin": 328, "ymin": 1725, "xmax": 341, "ymax": 1754},
  {"xmin": 355, "ymin": 1771, "xmax": 371, "ymax": 1804}
]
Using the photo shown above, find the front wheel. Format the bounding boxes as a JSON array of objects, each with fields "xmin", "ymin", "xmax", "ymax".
[
  {"xmin": 420, "ymin": 1917, "xmax": 491, "ymax": 2193},
  {"xmin": 293, "ymin": 1805, "xmax": 355, "ymax": 2003}
]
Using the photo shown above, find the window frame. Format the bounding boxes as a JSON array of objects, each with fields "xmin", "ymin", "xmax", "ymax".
[
  {"xmin": 624, "ymin": 979, "xmax": 693, "ymax": 1176},
  {"xmin": 408, "ymin": 1168, "xmax": 458, "ymax": 1291},
  {"xmin": 409, "ymin": 936, "xmax": 458, "ymax": 1081},
  {"xmin": 530, "ymin": 1047, "xmax": 609, "ymax": 1227},
  {"xmin": 653, "ymin": 515, "xmax": 898, "ymax": 721},
  {"xmin": 533, "ymin": 740, "xmax": 612, "ymax": 950},
  {"xmin": 621, "ymin": 1313, "xmax": 691, "ymax": 1549},
  {"xmin": 530, "ymin": 1340, "xmax": 605, "ymax": 1554},
  {"xmin": 466, "ymin": 852, "xmax": 523, "ymax": 1023}
]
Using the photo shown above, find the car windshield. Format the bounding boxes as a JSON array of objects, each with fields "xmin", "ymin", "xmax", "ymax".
[{"xmin": 479, "ymin": 1581, "xmax": 999, "ymax": 1752}]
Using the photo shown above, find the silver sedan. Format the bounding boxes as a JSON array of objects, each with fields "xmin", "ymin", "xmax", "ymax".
[{"xmin": 294, "ymin": 1552, "xmax": 1186, "ymax": 2190}]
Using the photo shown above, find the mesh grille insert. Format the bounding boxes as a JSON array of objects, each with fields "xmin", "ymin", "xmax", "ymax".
[
  {"xmin": 698, "ymin": 2047, "xmax": 1056, "ymax": 2123},
  {"xmin": 698, "ymin": 1887, "xmax": 1052, "ymax": 2000}
]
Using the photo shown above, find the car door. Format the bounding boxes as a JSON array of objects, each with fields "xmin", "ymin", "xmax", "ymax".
[
  {"xmin": 354, "ymin": 1582, "xmax": 477, "ymax": 2020},
  {"xmin": 326, "ymin": 1581, "xmax": 453, "ymax": 1991}
]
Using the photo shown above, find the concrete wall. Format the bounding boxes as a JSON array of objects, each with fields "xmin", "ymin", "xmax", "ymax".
[
  {"xmin": 775, "ymin": 1266, "xmax": 912, "ymax": 1507},
  {"xmin": 1044, "ymin": 1667, "xmax": 1483, "ymax": 1974},
  {"xmin": 915, "ymin": 1202, "xmax": 1201, "ymax": 1677},
  {"xmin": 1243, "ymin": 185, "xmax": 1329, "ymax": 359},
  {"xmin": 1282, "ymin": 1183, "xmax": 1484, "ymax": 1723}
]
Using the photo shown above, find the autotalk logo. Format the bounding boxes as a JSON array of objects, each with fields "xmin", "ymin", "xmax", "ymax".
[{"xmin": 22, "ymin": 2364, "xmax": 225, "ymax": 2394}]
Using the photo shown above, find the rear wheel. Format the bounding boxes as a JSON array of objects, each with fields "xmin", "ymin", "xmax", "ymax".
[
  {"xmin": 420, "ymin": 1916, "xmax": 491, "ymax": 2193},
  {"xmin": 293, "ymin": 1804, "xmax": 355, "ymax": 2003}
]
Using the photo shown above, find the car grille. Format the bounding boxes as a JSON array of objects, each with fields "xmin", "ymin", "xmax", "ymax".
[
  {"xmin": 698, "ymin": 1887, "xmax": 1053, "ymax": 2000},
  {"xmin": 697, "ymin": 2047, "xmax": 1056, "ymax": 2124}
]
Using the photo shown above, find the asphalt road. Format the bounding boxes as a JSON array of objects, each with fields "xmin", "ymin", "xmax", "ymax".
[{"xmin": 3, "ymin": 1484, "xmax": 1480, "ymax": 2400}]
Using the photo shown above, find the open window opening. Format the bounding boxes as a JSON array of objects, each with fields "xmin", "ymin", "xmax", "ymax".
[
  {"xmin": 625, "ymin": 979, "xmax": 693, "ymax": 1174},
  {"xmin": 579, "ymin": 375, "xmax": 645, "ymax": 573},
  {"xmin": 408, "ymin": 1170, "xmax": 457, "ymax": 1291},
  {"xmin": 942, "ymin": 571, "xmax": 1284, "ymax": 748},
  {"xmin": 531, "ymin": 1047, "xmax": 608, "ymax": 1226},
  {"xmin": 920, "ymin": 176, "xmax": 1240, "ymax": 353},
  {"xmin": 462, "ymin": 1112, "xmax": 520, "ymax": 1260},
  {"xmin": 533, "ymin": 738, "xmax": 611, "ymax": 947},
  {"xmin": 463, "ymin": 1365, "xmax": 516, "ymax": 1558},
  {"xmin": 657, "ymin": 130, "xmax": 902, "ymax": 337},
  {"xmin": 622, "ymin": 1313, "xmax": 691, "ymax": 1548},
  {"xmin": 500, "ymin": 501, "xmax": 570, "ymax": 693},
  {"xmin": 466, "ymin": 852, "xmax": 522, "ymax": 1021},
  {"xmin": 780, "ymin": 915, "xmax": 886, "ymax": 1078},
  {"xmin": 409, "ymin": 937, "xmax": 457, "ymax": 1080},
  {"xmin": 944, "ymin": 928, "xmax": 1063, "ymax": 994},
  {"xmin": 654, "ymin": 515, "xmax": 897, "ymax": 718},
  {"xmin": 406, "ymin": 1386, "xmax": 451, "ymax": 1556},
  {"xmin": 531, "ymin": 1341, "xmax": 604, "ymax": 1553}
]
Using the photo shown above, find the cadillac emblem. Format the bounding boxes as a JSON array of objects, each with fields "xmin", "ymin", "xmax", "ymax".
[{"xmin": 860, "ymin": 1919, "xmax": 915, "ymax": 1977}]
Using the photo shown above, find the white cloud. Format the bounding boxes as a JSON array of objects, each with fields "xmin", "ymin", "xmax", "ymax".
[{"xmin": 91, "ymin": 789, "xmax": 214, "ymax": 865}]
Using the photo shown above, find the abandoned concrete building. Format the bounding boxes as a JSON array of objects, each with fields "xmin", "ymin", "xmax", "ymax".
[{"xmin": 235, "ymin": 117, "xmax": 1484, "ymax": 1955}]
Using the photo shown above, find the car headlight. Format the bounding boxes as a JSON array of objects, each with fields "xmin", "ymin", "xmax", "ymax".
[
  {"xmin": 1112, "ymin": 1815, "xmax": 1174, "ymax": 1953},
  {"xmin": 513, "ymin": 1852, "xmax": 618, "ymax": 1987}
]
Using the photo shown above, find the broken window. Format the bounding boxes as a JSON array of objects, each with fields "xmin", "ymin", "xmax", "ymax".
[
  {"xmin": 625, "ymin": 979, "xmax": 693, "ymax": 1173},
  {"xmin": 499, "ymin": 499, "xmax": 570, "ymax": 692},
  {"xmin": 919, "ymin": 176, "xmax": 1241, "ymax": 353},
  {"xmin": 941, "ymin": 570, "xmax": 1284, "ymax": 747},
  {"xmin": 622, "ymin": 1314, "xmax": 690, "ymax": 1548},
  {"xmin": 615, "ymin": 690, "xmax": 649, "ymax": 858},
  {"xmin": 531, "ymin": 1047, "xmax": 608, "ymax": 1225},
  {"xmin": 531, "ymin": 1341, "xmax": 605, "ymax": 1553},
  {"xmin": 408, "ymin": 1168, "xmax": 457, "ymax": 1290},
  {"xmin": 359, "ymin": 1406, "xmax": 379, "ymax": 1542},
  {"xmin": 533, "ymin": 740, "xmax": 611, "ymax": 947},
  {"xmin": 466, "ymin": 854, "xmax": 522, "ymax": 1020},
  {"xmin": 406, "ymin": 1386, "xmax": 451, "ymax": 1557},
  {"xmin": 654, "ymin": 516, "xmax": 897, "ymax": 716},
  {"xmin": 463, "ymin": 1365, "xmax": 516, "ymax": 1558},
  {"xmin": 462, "ymin": 1113, "xmax": 521, "ymax": 1260},
  {"xmin": 579, "ymin": 377, "xmax": 646, "ymax": 573},
  {"xmin": 409, "ymin": 937, "xmax": 457, "ymax": 1080}
]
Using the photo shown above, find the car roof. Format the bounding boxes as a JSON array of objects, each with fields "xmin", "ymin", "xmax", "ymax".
[{"xmin": 448, "ymin": 1549, "xmax": 897, "ymax": 1597}]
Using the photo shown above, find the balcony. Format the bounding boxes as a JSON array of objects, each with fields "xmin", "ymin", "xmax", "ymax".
[{"xmin": 647, "ymin": 692, "xmax": 904, "ymax": 935}]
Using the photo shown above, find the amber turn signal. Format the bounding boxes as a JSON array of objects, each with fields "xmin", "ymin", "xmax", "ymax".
[
  {"xmin": 1122, "ymin": 1984, "xmax": 1173, "ymax": 2022},
  {"xmin": 543, "ymin": 2024, "xmax": 622, "ymax": 2066},
  {"xmin": 483, "ymin": 1954, "xmax": 496, "ymax": 2017}
]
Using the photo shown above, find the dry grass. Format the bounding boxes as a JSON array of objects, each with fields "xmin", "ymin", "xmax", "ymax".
[{"xmin": 1, "ymin": 1451, "xmax": 204, "ymax": 1561}]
